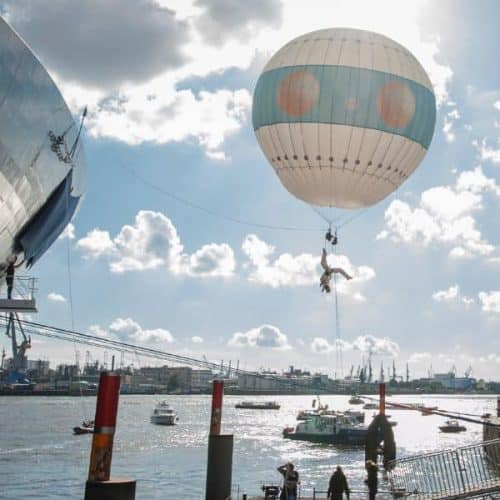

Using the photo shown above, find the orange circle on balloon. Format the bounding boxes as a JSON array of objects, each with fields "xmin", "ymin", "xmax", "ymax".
[
  {"xmin": 277, "ymin": 71, "xmax": 320, "ymax": 117},
  {"xmin": 377, "ymin": 80, "xmax": 416, "ymax": 128}
]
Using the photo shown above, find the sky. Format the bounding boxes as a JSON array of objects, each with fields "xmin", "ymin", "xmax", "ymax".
[{"xmin": 1, "ymin": 0, "xmax": 499, "ymax": 380}]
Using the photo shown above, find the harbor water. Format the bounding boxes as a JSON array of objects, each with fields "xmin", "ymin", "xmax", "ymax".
[{"xmin": 0, "ymin": 394, "xmax": 495, "ymax": 499}]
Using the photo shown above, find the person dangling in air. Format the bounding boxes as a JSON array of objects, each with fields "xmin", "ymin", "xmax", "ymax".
[{"xmin": 320, "ymin": 248, "xmax": 352, "ymax": 293}]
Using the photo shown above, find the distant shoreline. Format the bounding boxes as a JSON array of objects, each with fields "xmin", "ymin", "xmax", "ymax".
[{"xmin": 1, "ymin": 388, "xmax": 498, "ymax": 397}]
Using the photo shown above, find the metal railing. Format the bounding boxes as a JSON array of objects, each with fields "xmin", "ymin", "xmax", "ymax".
[
  {"xmin": 14, "ymin": 276, "xmax": 38, "ymax": 300},
  {"xmin": 387, "ymin": 438, "xmax": 500, "ymax": 499},
  {"xmin": 0, "ymin": 275, "xmax": 38, "ymax": 300},
  {"xmin": 312, "ymin": 488, "xmax": 395, "ymax": 499}
]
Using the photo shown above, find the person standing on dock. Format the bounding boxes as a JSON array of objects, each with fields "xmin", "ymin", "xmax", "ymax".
[
  {"xmin": 366, "ymin": 460, "xmax": 378, "ymax": 500},
  {"xmin": 327, "ymin": 465, "xmax": 350, "ymax": 499},
  {"xmin": 5, "ymin": 257, "xmax": 21, "ymax": 299},
  {"xmin": 277, "ymin": 462, "xmax": 299, "ymax": 500}
]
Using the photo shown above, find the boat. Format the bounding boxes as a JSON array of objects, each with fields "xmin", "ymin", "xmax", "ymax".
[
  {"xmin": 363, "ymin": 402, "xmax": 379, "ymax": 410},
  {"xmin": 297, "ymin": 408, "xmax": 321, "ymax": 420},
  {"xmin": 439, "ymin": 419, "xmax": 466, "ymax": 433},
  {"xmin": 349, "ymin": 395, "xmax": 364, "ymax": 405},
  {"xmin": 283, "ymin": 413, "xmax": 368, "ymax": 445},
  {"xmin": 150, "ymin": 401, "xmax": 178, "ymax": 425},
  {"xmin": 344, "ymin": 409, "xmax": 365, "ymax": 423},
  {"xmin": 73, "ymin": 420, "xmax": 94, "ymax": 435},
  {"xmin": 235, "ymin": 401, "xmax": 280, "ymax": 410}
]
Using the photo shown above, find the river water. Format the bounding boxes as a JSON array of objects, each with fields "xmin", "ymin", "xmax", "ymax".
[{"xmin": 0, "ymin": 394, "xmax": 495, "ymax": 499}]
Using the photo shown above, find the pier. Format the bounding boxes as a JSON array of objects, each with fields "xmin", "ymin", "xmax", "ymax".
[{"xmin": 387, "ymin": 438, "xmax": 500, "ymax": 499}]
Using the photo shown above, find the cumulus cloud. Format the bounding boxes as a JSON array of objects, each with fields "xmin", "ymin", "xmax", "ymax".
[
  {"xmin": 47, "ymin": 292, "xmax": 66, "ymax": 303},
  {"xmin": 191, "ymin": 336, "xmax": 204, "ymax": 343},
  {"xmin": 227, "ymin": 324, "xmax": 290, "ymax": 349},
  {"xmin": 2, "ymin": 0, "xmax": 189, "ymax": 89},
  {"xmin": 77, "ymin": 210, "xmax": 235, "ymax": 277},
  {"xmin": 88, "ymin": 325, "xmax": 108, "ymax": 337},
  {"xmin": 473, "ymin": 138, "xmax": 500, "ymax": 164},
  {"xmin": 442, "ymin": 106, "xmax": 460, "ymax": 143},
  {"xmin": 1, "ymin": 0, "xmax": 452, "ymax": 158},
  {"xmin": 109, "ymin": 317, "xmax": 174, "ymax": 343},
  {"xmin": 478, "ymin": 291, "xmax": 500, "ymax": 314},
  {"xmin": 377, "ymin": 166, "xmax": 497, "ymax": 259},
  {"xmin": 408, "ymin": 352, "xmax": 432, "ymax": 363},
  {"xmin": 194, "ymin": 0, "xmax": 282, "ymax": 46},
  {"xmin": 352, "ymin": 335, "xmax": 400, "ymax": 357},
  {"xmin": 242, "ymin": 234, "xmax": 375, "ymax": 299},
  {"xmin": 432, "ymin": 285, "xmax": 474, "ymax": 308},
  {"xmin": 310, "ymin": 335, "xmax": 399, "ymax": 357},
  {"xmin": 310, "ymin": 337, "xmax": 350, "ymax": 354},
  {"xmin": 58, "ymin": 223, "xmax": 75, "ymax": 240},
  {"xmin": 77, "ymin": 229, "xmax": 116, "ymax": 259}
]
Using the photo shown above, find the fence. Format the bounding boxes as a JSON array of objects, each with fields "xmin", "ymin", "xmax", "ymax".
[{"xmin": 387, "ymin": 438, "xmax": 500, "ymax": 499}]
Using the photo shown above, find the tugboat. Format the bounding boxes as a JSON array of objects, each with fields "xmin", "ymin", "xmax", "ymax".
[
  {"xmin": 439, "ymin": 419, "xmax": 466, "ymax": 433},
  {"xmin": 150, "ymin": 401, "xmax": 178, "ymax": 425},
  {"xmin": 235, "ymin": 401, "xmax": 280, "ymax": 410},
  {"xmin": 283, "ymin": 413, "xmax": 368, "ymax": 444}
]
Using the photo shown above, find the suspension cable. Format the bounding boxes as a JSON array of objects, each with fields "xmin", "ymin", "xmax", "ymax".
[{"xmin": 118, "ymin": 160, "xmax": 322, "ymax": 233}]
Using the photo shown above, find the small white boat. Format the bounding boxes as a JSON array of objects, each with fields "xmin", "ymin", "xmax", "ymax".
[
  {"xmin": 235, "ymin": 401, "xmax": 280, "ymax": 410},
  {"xmin": 349, "ymin": 395, "xmax": 364, "ymax": 405},
  {"xmin": 150, "ymin": 401, "xmax": 178, "ymax": 425},
  {"xmin": 439, "ymin": 419, "xmax": 466, "ymax": 433}
]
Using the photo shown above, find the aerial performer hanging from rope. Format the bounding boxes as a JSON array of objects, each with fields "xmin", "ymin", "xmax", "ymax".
[
  {"xmin": 252, "ymin": 27, "xmax": 436, "ymax": 293},
  {"xmin": 320, "ymin": 248, "xmax": 352, "ymax": 293}
]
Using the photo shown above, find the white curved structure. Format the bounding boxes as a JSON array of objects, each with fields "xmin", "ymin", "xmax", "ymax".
[
  {"xmin": 0, "ymin": 17, "xmax": 86, "ymax": 276},
  {"xmin": 253, "ymin": 28, "xmax": 436, "ymax": 209}
]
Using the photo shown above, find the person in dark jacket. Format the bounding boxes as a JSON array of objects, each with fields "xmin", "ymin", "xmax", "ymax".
[
  {"xmin": 327, "ymin": 465, "xmax": 350, "ymax": 499},
  {"xmin": 5, "ymin": 257, "xmax": 21, "ymax": 299},
  {"xmin": 366, "ymin": 460, "xmax": 378, "ymax": 500}
]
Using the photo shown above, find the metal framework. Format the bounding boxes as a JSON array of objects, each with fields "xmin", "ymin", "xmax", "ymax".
[{"xmin": 387, "ymin": 438, "xmax": 500, "ymax": 499}]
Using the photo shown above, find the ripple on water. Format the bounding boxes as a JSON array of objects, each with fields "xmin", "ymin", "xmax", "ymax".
[{"xmin": 0, "ymin": 394, "xmax": 495, "ymax": 498}]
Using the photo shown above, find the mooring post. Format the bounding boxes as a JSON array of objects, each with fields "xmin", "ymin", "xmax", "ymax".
[
  {"xmin": 205, "ymin": 379, "xmax": 233, "ymax": 500},
  {"xmin": 379, "ymin": 382, "xmax": 386, "ymax": 415},
  {"xmin": 84, "ymin": 371, "xmax": 136, "ymax": 500}
]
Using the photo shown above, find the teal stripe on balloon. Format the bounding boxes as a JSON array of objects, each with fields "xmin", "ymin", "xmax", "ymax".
[{"xmin": 252, "ymin": 65, "xmax": 436, "ymax": 150}]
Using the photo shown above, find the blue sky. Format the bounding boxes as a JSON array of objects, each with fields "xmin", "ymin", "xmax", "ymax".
[{"xmin": 1, "ymin": 0, "xmax": 500, "ymax": 379}]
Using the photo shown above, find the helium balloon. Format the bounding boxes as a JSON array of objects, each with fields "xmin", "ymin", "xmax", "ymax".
[{"xmin": 252, "ymin": 28, "xmax": 436, "ymax": 209}]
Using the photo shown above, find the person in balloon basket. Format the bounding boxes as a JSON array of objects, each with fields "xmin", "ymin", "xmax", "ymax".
[
  {"xmin": 320, "ymin": 248, "xmax": 352, "ymax": 293},
  {"xmin": 327, "ymin": 465, "xmax": 350, "ymax": 499},
  {"xmin": 365, "ymin": 460, "xmax": 378, "ymax": 500},
  {"xmin": 277, "ymin": 462, "xmax": 299, "ymax": 500}
]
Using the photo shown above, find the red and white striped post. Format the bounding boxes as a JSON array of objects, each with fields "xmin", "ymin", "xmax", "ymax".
[
  {"xmin": 379, "ymin": 382, "xmax": 386, "ymax": 416},
  {"xmin": 205, "ymin": 380, "xmax": 233, "ymax": 500},
  {"xmin": 85, "ymin": 372, "xmax": 135, "ymax": 500},
  {"xmin": 88, "ymin": 372, "xmax": 121, "ymax": 482},
  {"xmin": 209, "ymin": 379, "xmax": 224, "ymax": 435}
]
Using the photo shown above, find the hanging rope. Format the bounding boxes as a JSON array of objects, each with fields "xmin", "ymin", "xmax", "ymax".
[
  {"xmin": 118, "ymin": 160, "xmax": 322, "ymax": 233},
  {"xmin": 331, "ymin": 253, "xmax": 343, "ymax": 379}
]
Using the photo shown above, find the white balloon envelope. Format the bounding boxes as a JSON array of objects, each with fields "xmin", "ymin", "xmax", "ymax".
[{"xmin": 252, "ymin": 28, "xmax": 436, "ymax": 209}]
